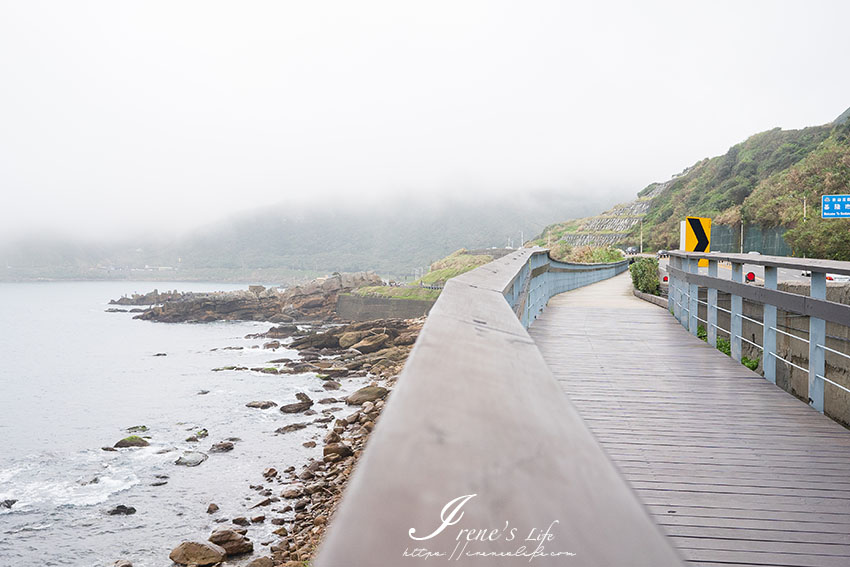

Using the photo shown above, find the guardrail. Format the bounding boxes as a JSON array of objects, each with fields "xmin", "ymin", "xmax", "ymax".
[
  {"xmin": 667, "ymin": 251, "xmax": 850, "ymax": 413},
  {"xmin": 315, "ymin": 248, "xmax": 681, "ymax": 566}
]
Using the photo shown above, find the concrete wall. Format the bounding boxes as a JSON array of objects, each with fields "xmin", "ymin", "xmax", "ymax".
[{"xmin": 335, "ymin": 293, "xmax": 435, "ymax": 322}]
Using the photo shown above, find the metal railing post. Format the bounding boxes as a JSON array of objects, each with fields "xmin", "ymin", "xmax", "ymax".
[
  {"xmin": 688, "ymin": 257, "xmax": 699, "ymax": 336},
  {"xmin": 707, "ymin": 259, "xmax": 718, "ymax": 348},
  {"xmin": 763, "ymin": 266, "xmax": 778, "ymax": 384},
  {"xmin": 731, "ymin": 262, "xmax": 743, "ymax": 362},
  {"xmin": 809, "ymin": 271, "xmax": 826, "ymax": 413}
]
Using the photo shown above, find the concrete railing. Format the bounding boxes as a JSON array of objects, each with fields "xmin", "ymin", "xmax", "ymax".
[
  {"xmin": 668, "ymin": 251, "xmax": 850, "ymax": 414},
  {"xmin": 315, "ymin": 248, "xmax": 682, "ymax": 566}
]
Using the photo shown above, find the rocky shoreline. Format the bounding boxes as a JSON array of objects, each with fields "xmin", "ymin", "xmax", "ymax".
[
  {"xmin": 118, "ymin": 272, "xmax": 383, "ymax": 323},
  {"xmin": 162, "ymin": 317, "xmax": 423, "ymax": 567}
]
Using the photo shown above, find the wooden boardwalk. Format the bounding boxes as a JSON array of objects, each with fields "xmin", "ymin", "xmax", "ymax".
[{"xmin": 528, "ymin": 272, "xmax": 850, "ymax": 567}]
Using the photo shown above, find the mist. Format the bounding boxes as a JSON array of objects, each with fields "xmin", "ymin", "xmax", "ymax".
[{"xmin": 2, "ymin": 0, "xmax": 850, "ymax": 242}]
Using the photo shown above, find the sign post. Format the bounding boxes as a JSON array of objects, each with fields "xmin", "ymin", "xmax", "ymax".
[
  {"xmin": 679, "ymin": 217, "xmax": 711, "ymax": 267},
  {"xmin": 821, "ymin": 195, "xmax": 850, "ymax": 218}
]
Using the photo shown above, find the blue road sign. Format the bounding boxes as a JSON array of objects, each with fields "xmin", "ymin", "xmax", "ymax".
[{"xmin": 822, "ymin": 195, "xmax": 850, "ymax": 218}]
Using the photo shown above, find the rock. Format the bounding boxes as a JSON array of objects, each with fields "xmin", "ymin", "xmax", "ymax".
[
  {"xmin": 207, "ymin": 503, "xmax": 219, "ymax": 514},
  {"xmin": 232, "ymin": 516, "xmax": 250, "ymax": 526},
  {"xmin": 263, "ymin": 467, "xmax": 277, "ymax": 479},
  {"xmin": 338, "ymin": 331, "xmax": 370, "ymax": 349},
  {"xmin": 106, "ymin": 505, "xmax": 136, "ymax": 516},
  {"xmin": 185, "ymin": 436, "xmax": 199, "ymax": 443},
  {"xmin": 196, "ymin": 428, "xmax": 209, "ymax": 438},
  {"xmin": 175, "ymin": 451, "xmax": 208, "ymax": 467},
  {"xmin": 1, "ymin": 499, "xmax": 17, "ymax": 509},
  {"xmin": 153, "ymin": 352, "xmax": 167, "ymax": 357},
  {"xmin": 323, "ymin": 443, "xmax": 353, "ymax": 458},
  {"xmin": 303, "ymin": 441, "xmax": 317, "ymax": 448},
  {"xmin": 246, "ymin": 400, "xmax": 277, "ymax": 409},
  {"xmin": 101, "ymin": 446, "xmax": 118, "ymax": 452},
  {"xmin": 250, "ymin": 498, "xmax": 273, "ymax": 508},
  {"xmin": 169, "ymin": 541, "xmax": 226, "ymax": 566},
  {"xmin": 197, "ymin": 389, "xmax": 210, "ymax": 395},
  {"xmin": 251, "ymin": 515, "xmax": 265, "ymax": 523},
  {"xmin": 275, "ymin": 422, "xmax": 308, "ymax": 434},
  {"xmin": 209, "ymin": 528, "xmax": 254, "ymax": 555},
  {"xmin": 126, "ymin": 425, "xmax": 148, "ymax": 433},
  {"xmin": 210, "ymin": 441, "xmax": 235, "ymax": 453},
  {"xmin": 281, "ymin": 487, "xmax": 303, "ymax": 499},
  {"xmin": 350, "ymin": 333, "xmax": 389, "ymax": 354},
  {"xmin": 322, "ymin": 380, "xmax": 341, "ymax": 390},
  {"xmin": 114, "ymin": 436, "xmax": 149, "ymax": 448},
  {"xmin": 345, "ymin": 386, "xmax": 388, "ymax": 405},
  {"xmin": 247, "ymin": 558, "xmax": 275, "ymax": 567},
  {"xmin": 113, "ymin": 561, "xmax": 133, "ymax": 567},
  {"xmin": 263, "ymin": 340, "xmax": 281, "ymax": 349},
  {"xmin": 280, "ymin": 392, "xmax": 314, "ymax": 414},
  {"xmin": 263, "ymin": 324, "xmax": 299, "ymax": 338}
]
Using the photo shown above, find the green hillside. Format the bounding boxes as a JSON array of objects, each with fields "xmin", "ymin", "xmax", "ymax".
[{"xmin": 545, "ymin": 107, "xmax": 850, "ymax": 261}]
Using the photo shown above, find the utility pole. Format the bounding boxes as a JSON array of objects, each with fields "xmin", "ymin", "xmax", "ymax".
[
  {"xmin": 740, "ymin": 222, "xmax": 744, "ymax": 254},
  {"xmin": 803, "ymin": 197, "xmax": 807, "ymax": 221},
  {"xmin": 639, "ymin": 221, "xmax": 643, "ymax": 254}
]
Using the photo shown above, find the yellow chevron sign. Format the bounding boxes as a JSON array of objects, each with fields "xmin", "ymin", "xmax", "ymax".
[{"xmin": 683, "ymin": 216, "xmax": 711, "ymax": 267}]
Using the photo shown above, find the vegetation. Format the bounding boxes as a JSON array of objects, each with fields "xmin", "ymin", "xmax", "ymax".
[
  {"xmin": 629, "ymin": 257, "xmax": 660, "ymax": 295},
  {"xmin": 351, "ymin": 286, "xmax": 441, "ymax": 301},
  {"xmin": 349, "ymin": 249, "xmax": 492, "ymax": 301},
  {"xmin": 696, "ymin": 325, "xmax": 759, "ymax": 370},
  {"xmin": 419, "ymin": 249, "xmax": 493, "ymax": 284}
]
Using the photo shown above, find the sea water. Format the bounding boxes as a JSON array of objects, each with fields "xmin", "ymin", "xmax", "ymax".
[{"xmin": 0, "ymin": 281, "xmax": 363, "ymax": 566}]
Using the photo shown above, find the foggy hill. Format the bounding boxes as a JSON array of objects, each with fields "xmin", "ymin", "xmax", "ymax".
[{"xmin": 1, "ymin": 191, "xmax": 612, "ymax": 282}]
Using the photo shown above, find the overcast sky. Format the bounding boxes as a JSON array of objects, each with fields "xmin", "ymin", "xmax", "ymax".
[{"xmin": 1, "ymin": 0, "xmax": 849, "ymax": 240}]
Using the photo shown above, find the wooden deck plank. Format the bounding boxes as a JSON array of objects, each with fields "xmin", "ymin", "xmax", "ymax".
[{"xmin": 528, "ymin": 272, "xmax": 850, "ymax": 566}]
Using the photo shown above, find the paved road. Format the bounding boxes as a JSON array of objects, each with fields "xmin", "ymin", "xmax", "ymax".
[{"xmin": 656, "ymin": 257, "xmax": 810, "ymax": 285}]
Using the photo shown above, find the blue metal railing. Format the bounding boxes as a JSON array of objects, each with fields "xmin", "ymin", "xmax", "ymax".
[
  {"xmin": 503, "ymin": 251, "xmax": 628, "ymax": 327},
  {"xmin": 667, "ymin": 252, "xmax": 850, "ymax": 414}
]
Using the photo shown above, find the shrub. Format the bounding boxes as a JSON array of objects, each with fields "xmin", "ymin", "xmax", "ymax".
[
  {"xmin": 742, "ymin": 356, "xmax": 760, "ymax": 371},
  {"xmin": 629, "ymin": 257, "xmax": 661, "ymax": 295}
]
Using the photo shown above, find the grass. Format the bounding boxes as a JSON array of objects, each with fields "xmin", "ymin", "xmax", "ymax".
[
  {"xmin": 697, "ymin": 325, "xmax": 759, "ymax": 370},
  {"xmin": 351, "ymin": 286, "xmax": 441, "ymax": 301},
  {"xmin": 349, "ymin": 249, "xmax": 491, "ymax": 301}
]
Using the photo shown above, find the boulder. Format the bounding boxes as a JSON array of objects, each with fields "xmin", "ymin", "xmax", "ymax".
[
  {"xmin": 209, "ymin": 528, "xmax": 254, "ymax": 555},
  {"xmin": 345, "ymin": 386, "xmax": 389, "ymax": 405},
  {"xmin": 280, "ymin": 392, "xmax": 314, "ymax": 414},
  {"xmin": 114, "ymin": 436, "xmax": 149, "ymax": 448},
  {"xmin": 106, "ymin": 505, "xmax": 136, "ymax": 515},
  {"xmin": 1, "ymin": 499, "xmax": 17, "ymax": 509},
  {"xmin": 207, "ymin": 503, "xmax": 219, "ymax": 514},
  {"xmin": 338, "ymin": 331, "xmax": 369, "ymax": 349},
  {"xmin": 169, "ymin": 541, "xmax": 226, "ymax": 566},
  {"xmin": 175, "ymin": 451, "xmax": 208, "ymax": 467},
  {"xmin": 210, "ymin": 442, "xmax": 235, "ymax": 453},
  {"xmin": 323, "ymin": 443, "xmax": 353, "ymax": 458},
  {"xmin": 351, "ymin": 333, "xmax": 389, "ymax": 354},
  {"xmin": 275, "ymin": 422, "xmax": 308, "ymax": 434},
  {"xmin": 246, "ymin": 400, "xmax": 277, "ymax": 409},
  {"xmin": 247, "ymin": 557, "xmax": 275, "ymax": 567}
]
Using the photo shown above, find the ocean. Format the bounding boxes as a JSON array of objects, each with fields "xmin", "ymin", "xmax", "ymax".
[{"xmin": 0, "ymin": 281, "xmax": 365, "ymax": 566}]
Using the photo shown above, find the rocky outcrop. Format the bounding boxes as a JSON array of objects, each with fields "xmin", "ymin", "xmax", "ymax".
[
  {"xmin": 132, "ymin": 272, "xmax": 382, "ymax": 323},
  {"xmin": 109, "ymin": 289, "xmax": 188, "ymax": 306}
]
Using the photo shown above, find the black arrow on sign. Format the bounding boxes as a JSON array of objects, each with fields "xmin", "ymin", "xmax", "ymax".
[{"xmin": 687, "ymin": 218, "xmax": 709, "ymax": 252}]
